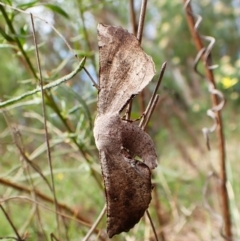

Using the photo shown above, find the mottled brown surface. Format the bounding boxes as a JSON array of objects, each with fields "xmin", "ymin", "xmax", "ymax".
[
  {"xmin": 97, "ymin": 23, "xmax": 156, "ymax": 115},
  {"xmin": 94, "ymin": 24, "xmax": 157, "ymax": 238},
  {"xmin": 100, "ymin": 151, "xmax": 152, "ymax": 238}
]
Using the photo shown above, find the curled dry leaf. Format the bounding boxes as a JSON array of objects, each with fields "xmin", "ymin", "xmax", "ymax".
[{"xmin": 93, "ymin": 24, "xmax": 157, "ymax": 238}]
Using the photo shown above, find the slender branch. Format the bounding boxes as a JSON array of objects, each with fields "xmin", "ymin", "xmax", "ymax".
[
  {"xmin": 146, "ymin": 210, "xmax": 159, "ymax": 241},
  {"xmin": 0, "ymin": 205, "xmax": 23, "ymax": 241},
  {"xmin": 142, "ymin": 95, "xmax": 159, "ymax": 131},
  {"xmin": 82, "ymin": 205, "xmax": 107, "ymax": 241},
  {"xmin": 0, "ymin": 58, "xmax": 86, "ymax": 109},
  {"xmin": 83, "ymin": 67, "xmax": 99, "ymax": 89},
  {"xmin": 31, "ymin": 14, "xmax": 60, "ymax": 235},
  {"xmin": 140, "ymin": 62, "xmax": 166, "ymax": 129},
  {"xmin": 129, "ymin": 0, "xmax": 137, "ymax": 35},
  {"xmin": 137, "ymin": 0, "xmax": 148, "ymax": 43}
]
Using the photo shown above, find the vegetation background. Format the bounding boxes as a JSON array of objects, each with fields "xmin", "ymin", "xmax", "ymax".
[{"xmin": 0, "ymin": 0, "xmax": 240, "ymax": 240}]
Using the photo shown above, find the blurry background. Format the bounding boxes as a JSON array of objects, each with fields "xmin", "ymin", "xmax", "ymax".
[{"xmin": 0, "ymin": 0, "xmax": 240, "ymax": 240}]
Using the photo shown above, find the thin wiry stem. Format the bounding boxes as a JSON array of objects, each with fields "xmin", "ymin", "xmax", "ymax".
[
  {"xmin": 83, "ymin": 67, "xmax": 99, "ymax": 89},
  {"xmin": 140, "ymin": 62, "xmax": 167, "ymax": 129},
  {"xmin": 146, "ymin": 210, "xmax": 159, "ymax": 241},
  {"xmin": 31, "ymin": 14, "xmax": 60, "ymax": 235},
  {"xmin": 82, "ymin": 205, "xmax": 107, "ymax": 241},
  {"xmin": 129, "ymin": 0, "xmax": 137, "ymax": 35},
  {"xmin": 142, "ymin": 95, "xmax": 159, "ymax": 131},
  {"xmin": 138, "ymin": 75, "xmax": 163, "ymax": 241},
  {"xmin": 137, "ymin": 0, "xmax": 148, "ymax": 44}
]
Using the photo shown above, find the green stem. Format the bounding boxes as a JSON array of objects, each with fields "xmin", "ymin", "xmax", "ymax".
[{"xmin": 0, "ymin": 58, "xmax": 85, "ymax": 108}]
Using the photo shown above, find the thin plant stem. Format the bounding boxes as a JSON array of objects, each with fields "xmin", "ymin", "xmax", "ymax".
[
  {"xmin": 0, "ymin": 205, "xmax": 23, "ymax": 241},
  {"xmin": 139, "ymin": 62, "xmax": 167, "ymax": 128},
  {"xmin": 83, "ymin": 67, "xmax": 99, "ymax": 89},
  {"xmin": 31, "ymin": 14, "xmax": 60, "ymax": 235},
  {"xmin": 142, "ymin": 95, "xmax": 159, "ymax": 131},
  {"xmin": 129, "ymin": 0, "xmax": 137, "ymax": 35},
  {"xmin": 82, "ymin": 205, "xmax": 107, "ymax": 241},
  {"xmin": 137, "ymin": 0, "xmax": 148, "ymax": 44},
  {"xmin": 146, "ymin": 210, "xmax": 159, "ymax": 241}
]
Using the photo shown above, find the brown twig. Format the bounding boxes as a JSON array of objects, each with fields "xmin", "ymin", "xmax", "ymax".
[
  {"xmin": 183, "ymin": 0, "xmax": 231, "ymax": 239},
  {"xmin": 138, "ymin": 63, "xmax": 165, "ymax": 240},
  {"xmin": 129, "ymin": 0, "xmax": 137, "ymax": 36},
  {"xmin": 82, "ymin": 205, "xmax": 106, "ymax": 241},
  {"xmin": 140, "ymin": 62, "xmax": 167, "ymax": 129},
  {"xmin": 137, "ymin": 0, "xmax": 148, "ymax": 44},
  {"xmin": 146, "ymin": 210, "xmax": 159, "ymax": 241}
]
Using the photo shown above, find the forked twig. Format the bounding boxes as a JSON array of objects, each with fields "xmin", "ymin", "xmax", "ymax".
[
  {"xmin": 140, "ymin": 62, "xmax": 167, "ymax": 129},
  {"xmin": 30, "ymin": 14, "xmax": 60, "ymax": 235}
]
